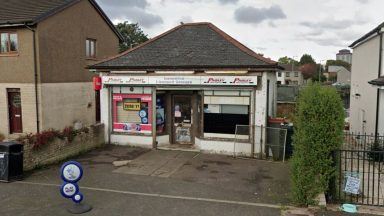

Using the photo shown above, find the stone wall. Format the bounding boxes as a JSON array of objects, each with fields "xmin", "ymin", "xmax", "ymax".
[{"xmin": 23, "ymin": 124, "xmax": 104, "ymax": 171}]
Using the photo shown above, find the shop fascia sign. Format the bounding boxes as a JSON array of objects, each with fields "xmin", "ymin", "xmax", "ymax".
[{"xmin": 102, "ymin": 76, "xmax": 257, "ymax": 86}]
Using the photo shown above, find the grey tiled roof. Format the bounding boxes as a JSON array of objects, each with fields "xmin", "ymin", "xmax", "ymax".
[
  {"xmin": 0, "ymin": 0, "xmax": 77, "ymax": 24},
  {"xmin": 91, "ymin": 23, "xmax": 280, "ymax": 70},
  {"xmin": 280, "ymin": 64, "xmax": 300, "ymax": 71},
  {"xmin": 0, "ymin": 0, "xmax": 123, "ymax": 40}
]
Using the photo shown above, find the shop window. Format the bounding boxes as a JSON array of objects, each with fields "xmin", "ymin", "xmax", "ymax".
[
  {"xmin": 112, "ymin": 94, "xmax": 152, "ymax": 134},
  {"xmin": 156, "ymin": 94, "xmax": 166, "ymax": 135},
  {"xmin": 204, "ymin": 104, "xmax": 249, "ymax": 135}
]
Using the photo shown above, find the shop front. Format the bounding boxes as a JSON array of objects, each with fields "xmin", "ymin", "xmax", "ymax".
[
  {"xmin": 90, "ymin": 22, "xmax": 282, "ymax": 156},
  {"xmin": 98, "ymin": 74, "xmax": 276, "ymax": 156}
]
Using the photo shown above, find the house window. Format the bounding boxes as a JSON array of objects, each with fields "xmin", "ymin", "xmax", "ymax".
[
  {"xmin": 0, "ymin": 32, "xmax": 18, "ymax": 54},
  {"xmin": 286, "ymin": 72, "xmax": 290, "ymax": 77},
  {"xmin": 294, "ymin": 72, "xmax": 299, "ymax": 77},
  {"xmin": 86, "ymin": 39, "xmax": 96, "ymax": 58},
  {"xmin": 278, "ymin": 72, "xmax": 282, "ymax": 77}
]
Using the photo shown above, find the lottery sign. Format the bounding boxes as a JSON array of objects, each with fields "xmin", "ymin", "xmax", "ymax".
[{"xmin": 60, "ymin": 161, "xmax": 84, "ymax": 204}]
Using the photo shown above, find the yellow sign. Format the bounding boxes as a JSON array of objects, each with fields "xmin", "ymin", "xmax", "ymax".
[{"xmin": 123, "ymin": 102, "xmax": 141, "ymax": 111}]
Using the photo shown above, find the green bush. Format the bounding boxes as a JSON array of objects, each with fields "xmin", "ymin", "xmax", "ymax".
[{"xmin": 291, "ymin": 84, "xmax": 344, "ymax": 206}]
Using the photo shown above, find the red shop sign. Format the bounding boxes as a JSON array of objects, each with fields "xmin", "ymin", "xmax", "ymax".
[{"xmin": 93, "ymin": 76, "xmax": 102, "ymax": 90}]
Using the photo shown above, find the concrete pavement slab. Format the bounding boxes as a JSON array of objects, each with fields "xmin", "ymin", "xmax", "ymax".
[{"xmin": 113, "ymin": 150, "xmax": 198, "ymax": 177}]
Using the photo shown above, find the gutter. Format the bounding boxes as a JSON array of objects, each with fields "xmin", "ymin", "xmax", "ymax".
[
  {"xmin": 375, "ymin": 31, "xmax": 383, "ymax": 141},
  {"xmin": 24, "ymin": 24, "xmax": 40, "ymax": 133},
  {"xmin": 350, "ymin": 23, "xmax": 384, "ymax": 48}
]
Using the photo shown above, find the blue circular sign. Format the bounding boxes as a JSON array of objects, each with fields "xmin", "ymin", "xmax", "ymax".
[
  {"xmin": 139, "ymin": 109, "xmax": 147, "ymax": 118},
  {"xmin": 60, "ymin": 182, "xmax": 79, "ymax": 198},
  {"xmin": 72, "ymin": 192, "xmax": 84, "ymax": 203},
  {"xmin": 60, "ymin": 161, "xmax": 83, "ymax": 183},
  {"xmin": 141, "ymin": 117, "xmax": 148, "ymax": 124}
]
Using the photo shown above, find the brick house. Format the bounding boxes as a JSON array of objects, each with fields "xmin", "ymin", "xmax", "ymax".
[{"xmin": 0, "ymin": 0, "xmax": 122, "ymax": 138}]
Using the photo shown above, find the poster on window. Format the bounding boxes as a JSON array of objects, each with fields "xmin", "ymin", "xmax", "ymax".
[
  {"xmin": 113, "ymin": 94, "xmax": 152, "ymax": 134},
  {"xmin": 156, "ymin": 97, "xmax": 165, "ymax": 134}
]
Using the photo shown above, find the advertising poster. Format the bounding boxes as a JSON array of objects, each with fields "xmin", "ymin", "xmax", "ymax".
[
  {"xmin": 113, "ymin": 94, "xmax": 152, "ymax": 134},
  {"xmin": 156, "ymin": 97, "xmax": 165, "ymax": 133}
]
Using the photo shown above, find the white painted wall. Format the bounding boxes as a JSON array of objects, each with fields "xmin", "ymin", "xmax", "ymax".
[
  {"xmin": 110, "ymin": 134, "xmax": 153, "ymax": 148},
  {"xmin": 195, "ymin": 138, "xmax": 252, "ymax": 156},
  {"xmin": 100, "ymin": 84, "xmax": 110, "ymax": 143},
  {"xmin": 379, "ymin": 90, "xmax": 384, "ymax": 134},
  {"xmin": 276, "ymin": 71, "xmax": 285, "ymax": 85},
  {"xmin": 350, "ymin": 36, "xmax": 380, "ymax": 134},
  {"xmin": 253, "ymin": 72, "xmax": 277, "ymax": 154},
  {"xmin": 156, "ymin": 135, "xmax": 170, "ymax": 146}
]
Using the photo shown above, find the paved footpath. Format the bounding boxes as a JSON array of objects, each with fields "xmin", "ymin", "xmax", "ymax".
[
  {"xmin": 0, "ymin": 146, "xmax": 287, "ymax": 215},
  {"xmin": 0, "ymin": 146, "xmax": 380, "ymax": 215}
]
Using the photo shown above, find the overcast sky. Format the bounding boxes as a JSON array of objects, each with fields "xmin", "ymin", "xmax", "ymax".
[{"xmin": 96, "ymin": 0, "xmax": 384, "ymax": 63}]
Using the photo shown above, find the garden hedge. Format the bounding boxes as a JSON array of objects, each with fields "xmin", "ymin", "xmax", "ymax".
[{"xmin": 291, "ymin": 84, "xmax": 344, "ymax": 206}]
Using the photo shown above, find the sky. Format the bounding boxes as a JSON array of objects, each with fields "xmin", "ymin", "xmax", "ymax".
[{"xmin": 96, "ymin": 0, "xmax": 384, "ymax": 63}]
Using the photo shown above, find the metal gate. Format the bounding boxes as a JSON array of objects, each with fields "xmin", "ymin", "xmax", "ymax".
[
  {"xmin": 233, "ymin": 125, "xmax": 288, "ymax": 161},
  {"xmin": 329, "ymin": 133, "xmax": 384, "ymax": 206}
]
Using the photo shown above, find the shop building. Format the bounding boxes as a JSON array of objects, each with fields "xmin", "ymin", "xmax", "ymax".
[{"xmin": 89, "ymin": 22, "xmax": 282, "ymax": 156}]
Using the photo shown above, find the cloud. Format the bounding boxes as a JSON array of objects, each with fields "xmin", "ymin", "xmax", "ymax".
[
  {"xmin": 300, "ymin": 17, "xmax": 368, "ymax": 30},
  {"xmin": 306, "ymin": 29, "xmax": 324, "ymax": 36},
  {"xmin": 124, "ymin": 8, "xmax": 163, "ymax": 28},
  {"xmin": 100, "ymin": 0, "xmax": 148, "ymax": 9},
  {"xmin": 218, "ymin": 0, "xmax": 238, "ymax": 4},
  {"xmin": 234, "ymin": 5, "xmax": 286, "ymax": 25},
  {"xmin": 306, "ymin": 37, "xmax": 345, "ymax": 47},
  {"xmin": 338, "ymin": 30, "xmax": 364, "ymax": 41},
  {"xmin": 355, "ymin": 0, "xmax": 369, "ymax": 3},
  {"xmin": 177, "ymin": 16, "xmax": 194, "ymax": 24},
  {"xmin": 97, "ymin": 0, "xmax": 163, "ymax": 28}
]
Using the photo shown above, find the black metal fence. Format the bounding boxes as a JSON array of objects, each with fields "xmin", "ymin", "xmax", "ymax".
[
  {"xmin": 344, "ymin": 132, "xmax": 384, "ymax": 151},
  {"xmin": 328, "ymin": 133, "xmax": 384, "ymax": 206}
]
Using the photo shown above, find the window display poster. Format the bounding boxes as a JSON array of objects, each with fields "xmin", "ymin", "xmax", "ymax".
[
  {"xmin": 174, "ymin": 105, "xmax": 181, "ymax": 117},
  {"xmin": 156, "ymin": 97, "xmax": 165, "ymax": 133},
  {"xmin": 113, "ymin": 94, "xmax": 152, "ymax": 133}
]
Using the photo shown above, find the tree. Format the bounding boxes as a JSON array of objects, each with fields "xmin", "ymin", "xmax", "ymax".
[
  {"xmin": 278, "ymin": 56, "xmax": 299, "ymax": 65},
  {"xmin": 299, "ymin": 54, "xmax": 316, "ymax": 65},
  {"xmin": 115, "ymin": 22, "xmax": 149, "ymax": 52},
  {"xmin": 291, "ymin": 84, "xmax": 344, "ymax": 206},
  {"xmin": 312, "ymin": 64, "xmax": 326, "ymax": 82},
  {"xmin": 299, "ymin": 63, "xmax": 317, "ymax": 80},
  {"xmin": 326, "ymin": 59, "xmax": 351, "ymax": 71}
]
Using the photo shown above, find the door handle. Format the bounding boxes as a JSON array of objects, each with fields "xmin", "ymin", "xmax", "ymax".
[{"xmin": 15, "ymin": 115, "xmax": 21, "ymax": 117}]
